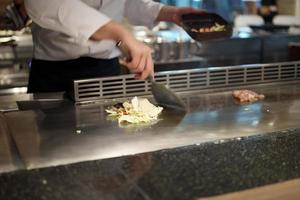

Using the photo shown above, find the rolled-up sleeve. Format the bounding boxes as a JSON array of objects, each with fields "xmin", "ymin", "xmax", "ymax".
[
  {"xmin": 124, "ymin": 0, "xmax": 164, "ymax": 29},
  {"xmin": 24, "ymin": 0, "xmax": 110, "ymax": 44}
]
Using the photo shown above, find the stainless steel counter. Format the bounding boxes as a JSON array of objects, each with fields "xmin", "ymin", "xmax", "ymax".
[
  {"xmin": 0, "ymin": 93, "xmax": 32, "ymax": 112},
  {"xmin": 0, "ymin": 113, "xmax": 23, "ymax": 173},
  {"xmin": 1, "ymin": 81, "xmax": 299, "ymax": 170}
]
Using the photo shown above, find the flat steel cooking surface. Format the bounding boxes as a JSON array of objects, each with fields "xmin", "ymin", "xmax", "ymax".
[{"xmin": 3, "ymin": 81, "xmax": 300, "ymax": 169}]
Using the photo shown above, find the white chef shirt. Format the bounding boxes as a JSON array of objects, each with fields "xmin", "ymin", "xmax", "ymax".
[{"xmin": 24, "ymin": 0, "xmax": 163, "ymax": 61}]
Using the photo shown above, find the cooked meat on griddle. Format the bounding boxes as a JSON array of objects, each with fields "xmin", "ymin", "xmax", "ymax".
[{"xmin": 232, "ymin": 90, "xmax": 265, "ymax": 103}]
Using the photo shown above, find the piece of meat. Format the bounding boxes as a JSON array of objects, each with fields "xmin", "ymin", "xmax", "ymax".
[{"xmin": 232, "ymin": 90, "xmax": 265, "ymax": 103}]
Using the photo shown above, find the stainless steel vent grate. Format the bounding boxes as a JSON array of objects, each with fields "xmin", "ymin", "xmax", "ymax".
[{"xmin": 74, "ymin": 61, "xmax": 300, "ymax": 103}]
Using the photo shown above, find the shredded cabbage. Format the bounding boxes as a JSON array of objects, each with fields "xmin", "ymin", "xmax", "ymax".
[{"xmin": 105, "ymin": 97, "xmax": 163, "ymax": 124}]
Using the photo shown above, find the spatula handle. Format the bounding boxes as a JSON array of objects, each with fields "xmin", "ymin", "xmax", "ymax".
[
  {"xmin": 147, "ymin": 75, "xmax": 154, "ymax": 82},
  {"xmin": 116, "ymin": 40, "xmax": 132, "ymax": 62}
]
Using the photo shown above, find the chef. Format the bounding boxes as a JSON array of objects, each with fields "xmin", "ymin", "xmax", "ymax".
[{"xmin": 22, "ymin": 0, "xmax": 202, "ymax": 93}]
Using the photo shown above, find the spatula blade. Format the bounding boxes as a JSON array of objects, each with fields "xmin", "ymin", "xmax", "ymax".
[{"xmin": 151, "ymin": 82, "xmax": 186, "ymax": 110}]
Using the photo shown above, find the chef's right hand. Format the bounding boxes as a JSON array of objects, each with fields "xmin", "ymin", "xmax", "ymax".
[
  {"xmin": 120, "ymin": 38, "xmax": 154, "ymax": 80},
  {"xmin": 90, "ymin": 21, "xmax": 154, "ymax": 80}
]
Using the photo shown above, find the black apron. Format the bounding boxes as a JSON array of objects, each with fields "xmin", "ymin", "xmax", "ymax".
[{"xmin": 27, "ymin": 57, "xmax": 121, "ymax": 93}]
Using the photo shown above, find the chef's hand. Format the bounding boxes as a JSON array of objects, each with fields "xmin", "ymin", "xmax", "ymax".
[
  {"xmin": 156, "ymin": 6, "xmax": 205, "ymax": 26},
  {"xmin": 90, "ymin": 21, "xmax": 154, "ymax": 80},
  {"xmin": 119, "ymin": 38, "xmax": 154, "ymax": 80}
]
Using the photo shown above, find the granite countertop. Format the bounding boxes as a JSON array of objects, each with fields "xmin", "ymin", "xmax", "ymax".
[{"xmin": 0, "ymin": 129, "xmax": 299, "ymax": 200}]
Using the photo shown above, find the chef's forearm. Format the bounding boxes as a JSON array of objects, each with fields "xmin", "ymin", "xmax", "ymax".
[
  {"xmin": 90, "ymin": 21, "xmax": 134, "ymax": 43},
  {"xmin": 91, "ymin": 6, "xmax": 180, "ymax": 41},
  {"xmin": 156, "ymin": 6, "xmax": 204, "ymax": 25},
  {"xmin": 155, "ymin": 6, "xmax": 178, "ymax": 23}
]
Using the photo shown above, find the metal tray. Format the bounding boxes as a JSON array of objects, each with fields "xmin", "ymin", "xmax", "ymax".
[{"xmin": 181, "ymin": 13, "xmax": 233, "ymax": 41}]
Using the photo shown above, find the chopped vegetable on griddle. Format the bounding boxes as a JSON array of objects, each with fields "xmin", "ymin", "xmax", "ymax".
[{"xmin": 106, "ymin": 96, "xmax": 163, "ymax": 124}]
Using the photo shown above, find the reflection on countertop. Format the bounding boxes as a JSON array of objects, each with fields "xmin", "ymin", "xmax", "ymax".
[
  {"xmin": 0, "ymin": 81, "xmax": 299, "ymax": 199},
  {"xmin": 0, "ymin": 81, "xmax": 299, "ymax": 170}
]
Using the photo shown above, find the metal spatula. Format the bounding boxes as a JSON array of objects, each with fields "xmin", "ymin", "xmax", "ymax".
[
  {"xmin": 117, "ymin": 41, "xmax": 186, "ymax": 110},
  {"xmin": 147, "ymin": 75, "xmax": 186, "ymax": 110}
]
